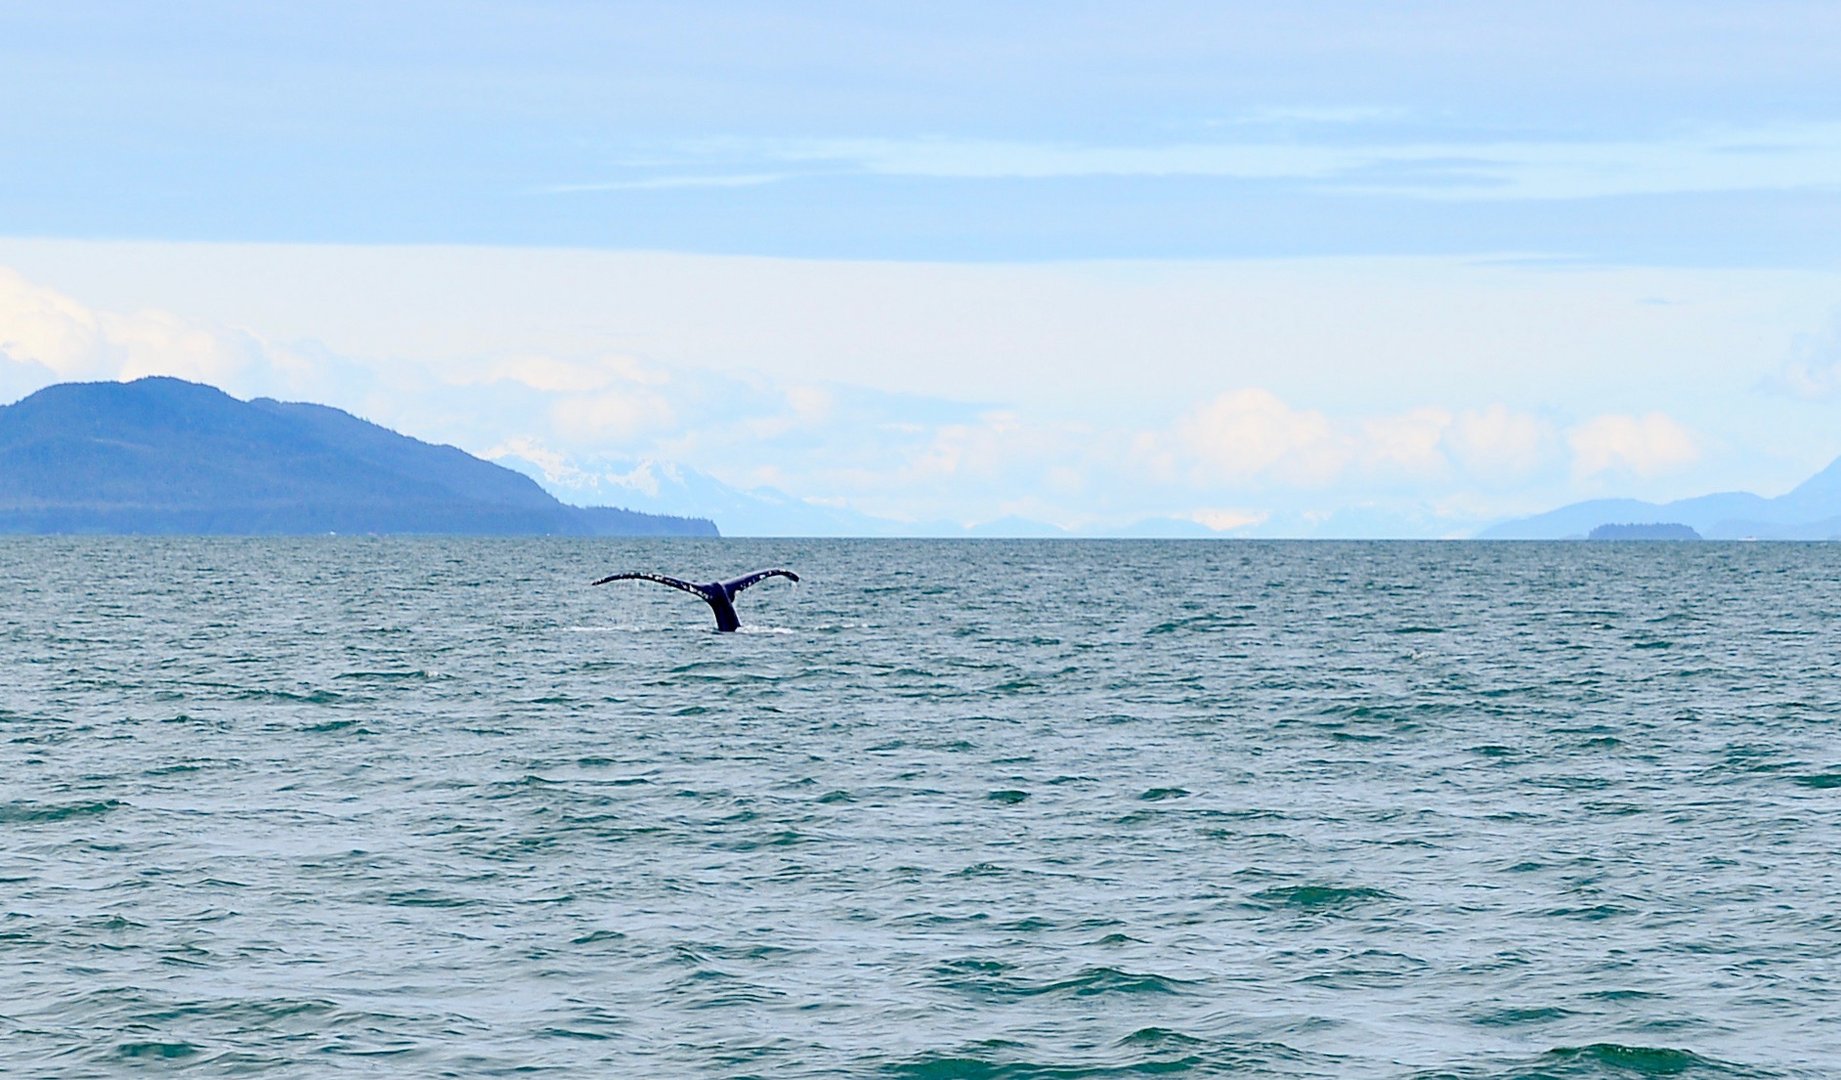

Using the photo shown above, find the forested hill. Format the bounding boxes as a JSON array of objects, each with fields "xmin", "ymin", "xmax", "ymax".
[{"xmin": 0, "ymin": 377, "xmax": 717, "ymax": 536}]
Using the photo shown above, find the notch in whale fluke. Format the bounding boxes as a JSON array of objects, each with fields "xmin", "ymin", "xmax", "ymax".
[{"xmin": 591, "ymin": 568, "xmax": 799, "ymax": 631}]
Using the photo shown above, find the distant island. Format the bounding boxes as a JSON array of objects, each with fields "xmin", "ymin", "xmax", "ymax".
[
  {"xmin": 0, "ymin": 377, "xmax": 717, "ymax": 536},
  {"xmin": 1587, "ymin": 522, "xmax": 1701, "ymax": 541},
  {"xmin": 1481, "ymin": 453, "xmax": 1841, "ymax": 540}
]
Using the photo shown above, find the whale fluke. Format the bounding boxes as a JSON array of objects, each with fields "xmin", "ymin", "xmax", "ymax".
[{"xmin": 591, "ymin": 568, "xmax": 799, "ymax": 631}]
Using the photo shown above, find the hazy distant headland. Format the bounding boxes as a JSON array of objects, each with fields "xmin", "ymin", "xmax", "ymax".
[
  {"xmin": 1481, "ymin": 457, "xmax": 1841, "ymax": 541},
  {"xmin": 0, "ymin": 378, "xmax": 717, "ymax": 536}
]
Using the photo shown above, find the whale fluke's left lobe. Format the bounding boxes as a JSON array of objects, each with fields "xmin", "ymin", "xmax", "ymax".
[{"xmin": 590, "ymin": 571, "xmax": 704, "ymax": 595}]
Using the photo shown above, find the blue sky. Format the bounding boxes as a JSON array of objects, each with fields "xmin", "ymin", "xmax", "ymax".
[{"xmin": 3, "ymin": 2, "xmax": 1841, "ymax": 533}]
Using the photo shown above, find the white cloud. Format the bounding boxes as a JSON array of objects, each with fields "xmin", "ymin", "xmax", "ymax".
[
  {"xmin": 1155, "ymin": 388, "xmax": 1350, "ymax": 487},
  {"xmin": 1567, "ymin": 412, "xmax": 1700, "ymax": 478},
  {"xmin": 106, "ymin": 310, "xmax": 265, "ymax": 386},
  {"xmin": 551, "ymin": 390, "xmax": 676, "ymax": 444},
  {"xmin": 1360, "ymin": 407, "xmax": 1453, "ymax": 477},
  {"xmin": 1448, "ymin": 404, "xmax": 1554, "ymax": 477},
  {"xmin": 734, "ymin": 383, "xmax": 837, "ymax": 441},
  {"xmin": 1766, "ymin": 314, "xmax": 1841, "ymax": 400},
  {"xmin": 1188, "ymin": 507, "xmax": 1271, "ymax": 532},
  {"xmin": 0, "ymin": 265, "xmax": 310, "ymax": 398},
  {"xmin": 892, "ymin": 410, "xmax": 1084, "ymax": 484},
  {"xmin": 1135, "ymin": 391, "xmax": 1577, "ymax": 506},
  {"xmin": 446, "ymin": 352, "xmax": 672, "ymax": 395},
  {"xmin": 784, "ymin": 384, "xmax": 833, "ymax": 423},
  {"xmin": 0, "ymin": 266, "xmax": 110, "ymax": 378},
  {"xmin": 1147, "ymin": 391, "xmax": 1495, "ymax": 489}
]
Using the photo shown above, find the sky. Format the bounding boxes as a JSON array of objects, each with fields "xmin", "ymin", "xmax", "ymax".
[{"xmin": 2, "ymin": 1, "xmax": 1840, "ymax": 535}]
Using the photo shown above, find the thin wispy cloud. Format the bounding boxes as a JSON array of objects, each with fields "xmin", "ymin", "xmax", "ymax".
[
  {"xmin": 538, "ymin": 173, "xmax": 795, "ymax": 195},
  {"xmin": 581, "ymin": 121, "xmax": 1841, "ymax": 202}
]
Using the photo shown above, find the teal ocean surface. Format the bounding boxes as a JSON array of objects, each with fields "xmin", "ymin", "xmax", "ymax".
[{"xmin": 4, "ymin": 538, "xmax": 1839, "ymax": 1077}]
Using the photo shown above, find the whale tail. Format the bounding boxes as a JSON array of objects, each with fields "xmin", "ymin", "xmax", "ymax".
[{"xmin": 591, "ymin": 568, "xmax": 799, "ymax": 631}]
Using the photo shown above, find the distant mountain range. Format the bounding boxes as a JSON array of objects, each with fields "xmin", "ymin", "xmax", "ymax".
[
  {"xmin": 0, "ymin": 378, "xmax": 716, "ymax": 536},
  {"xmin": 490, "ymin": 451, "xmax": 1229, "ymax": 538},
  {"xmin": 19, "ymin": 376, "xmax": 1831, "ymax": 541},
  {"xmin": 1480, "ymin": 455, "xmax": 1841, "ymax": 539},
  {"xmin": 485, "ymin": 452, "xmax": 924, "ymax": 537}
]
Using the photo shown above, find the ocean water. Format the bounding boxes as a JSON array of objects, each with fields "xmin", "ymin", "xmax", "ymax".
[{"xmin": 3, "ymin": 537, "xmax": 1840, "ymax": 1078}]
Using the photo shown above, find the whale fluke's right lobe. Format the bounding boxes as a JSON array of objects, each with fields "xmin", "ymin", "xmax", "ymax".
[{"xmin": 591, "ymin": 567, "xmax": 799, "ymax": 631}]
